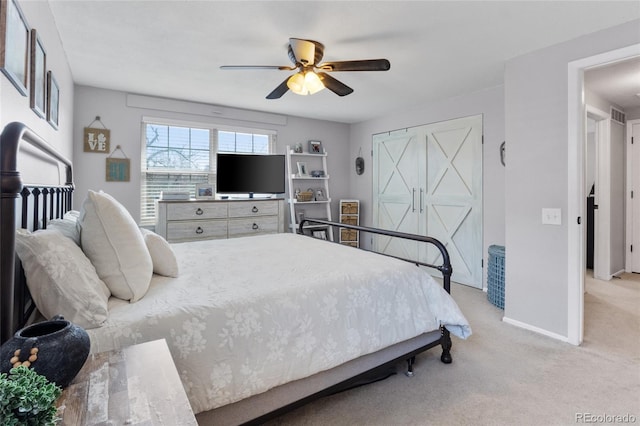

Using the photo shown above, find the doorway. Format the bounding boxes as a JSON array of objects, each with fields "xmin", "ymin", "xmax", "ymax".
[{"xmin": 567, "ymin": 44, "xmax": 640, "ymax": 346}]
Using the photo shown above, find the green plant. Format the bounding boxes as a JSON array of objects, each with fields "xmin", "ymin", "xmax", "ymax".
[{"xmin": 0, "ymin": 366, "xmax": 62, "ymax": 425}]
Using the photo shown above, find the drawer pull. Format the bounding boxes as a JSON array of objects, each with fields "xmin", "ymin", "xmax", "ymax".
[
  {"xmin": 195, "ymin": 208, "xmax": 204, "ymax": 215},
  {"xmin": 195, "ymin": 226, "xmax": 204, "ymax": 234},
  {"xmin": 252, "ymin": 223, "xmax": 259, "ymax": 230},
  {"xmin": 252, "ymin": 206, "xmax": 259, "ymax": 213}
]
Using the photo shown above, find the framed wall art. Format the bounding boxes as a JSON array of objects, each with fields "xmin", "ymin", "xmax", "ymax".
[
  {"xmin": 106, "ymin": 145, "xmax": 130, "ymax": 182},
  {"xmin": 30, "ymin": 29, "xmax": 46, "ymax": 118},
  {"xmin": 46, "ymin": 71, "xmax": 59, "ymax": 129},
  {"xmin": 84, "ymin": 127, "xmax": 110, "ymax": 153},
  {"xmin": 106, "ymin": 158, "xmax": 130, "ymax": 182},
  {"xmin": 0, "ymin": 0, "xmax": 30, "ymax": 96}
]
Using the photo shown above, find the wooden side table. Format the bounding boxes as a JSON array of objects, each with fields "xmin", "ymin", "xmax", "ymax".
[{"xmin": 56, "ymin": 339, "xmax": 196, "ymax": 425}]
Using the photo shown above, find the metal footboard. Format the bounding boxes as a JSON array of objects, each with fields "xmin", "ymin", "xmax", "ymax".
[{"xmin": 298, "ymin": 218, "xmax": 452, "ymax": 293}]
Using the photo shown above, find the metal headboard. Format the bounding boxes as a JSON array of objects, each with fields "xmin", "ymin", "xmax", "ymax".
[{"xmin": 0, "ymin": 122, "xmax": 74, "ymax": 343}]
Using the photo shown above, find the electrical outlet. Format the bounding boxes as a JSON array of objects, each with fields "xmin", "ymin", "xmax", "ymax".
[{"xmin": 542, "ymin": 208, "xmax": 562, "ymax": 225}]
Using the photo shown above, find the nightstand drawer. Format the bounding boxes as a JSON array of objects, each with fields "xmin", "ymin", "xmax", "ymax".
[
  {"xmin": 167, "ymin": 202, "xmax": 228, "ymax": 220},
  {"xmin": 167, "ymin": 220, "xmax": 228, "ymax": 241},
  {"xmin": 228, "ymin": 200, "xmax": 279, "ymax": 218},
  {"xmin": 228, "ymin": 216, "xmax": 279, "ymax": 237}
]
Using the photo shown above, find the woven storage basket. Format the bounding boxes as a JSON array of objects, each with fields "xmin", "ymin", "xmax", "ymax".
[
  {"xmin": 487, "ymin": 245, "xmax": 505, "ymax": 309},
  {"xmin": 296, "ymin": 191, "xmax": 314, "ymax": 202}
]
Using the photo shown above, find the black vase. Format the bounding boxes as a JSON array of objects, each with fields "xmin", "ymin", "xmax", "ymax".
[{"xmin": 0, "ymin": 315, "xmax": 90, "ymax": 388}]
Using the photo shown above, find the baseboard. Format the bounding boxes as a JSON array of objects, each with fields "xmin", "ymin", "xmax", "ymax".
[
  {"xmin": 612, "ymin": 269, "xmax": 625, "ymax": 278},
  {"xmin": 502, "ymin": 316, "xmax": 569, "ymax": 343}
]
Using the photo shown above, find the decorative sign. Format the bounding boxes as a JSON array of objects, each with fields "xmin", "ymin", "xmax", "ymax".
[
  {"xmin": 106, "ymin": 158, "xmax": 130, "ymax": 182},
  {"xmin": 84, "ymin": 127, "xmax": 110, "ymax": 153}
]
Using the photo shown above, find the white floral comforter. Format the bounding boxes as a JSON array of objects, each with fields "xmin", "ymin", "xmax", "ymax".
[{"xmin": 87, "ymin": 233, "xmax": 471, "ymax": 414}]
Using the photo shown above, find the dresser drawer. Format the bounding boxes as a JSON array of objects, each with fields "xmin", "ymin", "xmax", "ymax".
[
  {"xmin": 167, "ymin": 202, "xmax": 228, "ymax": 221},
  {"xmin": 228, "ymin": 201, "xmax": 279, "ymax": 218},
  {"xmin": 167, "ymin": 220, "xmax": 228, "ymax": 242},
  {"xmin": 228, "ymin": 217, "xmax": 279, "ymax": 237}
]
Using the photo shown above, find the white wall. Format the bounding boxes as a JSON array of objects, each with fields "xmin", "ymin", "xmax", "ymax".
[
  {"xmin": 504, "ymin": 19, "xmax": 640, "ymax": 338},
  {"xmin": 349, "ymin": 85, "xmax": 505, "ymax": 289},
  {"xmin": 73, "ymin": 86, "xmax": 350, "ymax": 223},
  {"xmin": 0, "ymin": 1, "xmax": 74, "ymax": 172}
]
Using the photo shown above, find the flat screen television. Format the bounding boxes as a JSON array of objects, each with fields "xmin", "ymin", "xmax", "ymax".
[{"xmin": 216, "ymin": 153, "xmax": 285, "ymax": 197}]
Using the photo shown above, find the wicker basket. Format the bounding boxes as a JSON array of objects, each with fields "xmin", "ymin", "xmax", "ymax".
[
  {"xmin": 296, "ymin": 191, "xmax": 314, "ymax": 202},
  {"xmin": 487, "ymin": 245, "xmax": 505, "ymax": 309}
]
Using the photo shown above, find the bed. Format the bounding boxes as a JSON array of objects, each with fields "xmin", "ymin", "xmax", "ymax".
[{"xmin": 0, "ymin": 122, "xmax": 471, "ymax": 425}]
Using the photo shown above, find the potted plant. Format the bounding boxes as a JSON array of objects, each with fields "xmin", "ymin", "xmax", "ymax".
[{"xmin": 0, "ymin": 366, "xmax": 61, "ymax": 425}]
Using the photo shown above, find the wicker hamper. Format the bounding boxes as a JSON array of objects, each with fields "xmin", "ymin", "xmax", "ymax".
[{"xmin": 487, "ymin": 245, "xmax": 505, "ymax": 309}]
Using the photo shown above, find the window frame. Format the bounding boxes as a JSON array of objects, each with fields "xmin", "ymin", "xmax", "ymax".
[{"xmin": 139, "ymin": 116, "xmax": 277, "ymax": 225}]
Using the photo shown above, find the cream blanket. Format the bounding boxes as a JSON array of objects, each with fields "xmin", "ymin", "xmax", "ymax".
[{"xmin": 87, "ymin": 233, "xmax": 471, "ymax": 414}]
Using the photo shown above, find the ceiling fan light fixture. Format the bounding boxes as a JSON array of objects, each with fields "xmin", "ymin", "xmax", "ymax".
[
  {"xmin": 287, "ymin": 71, "xmax": 325, "ymax": 95},
  {"xmin": 305, "ymin": 71, "xmax": 324, "ymax": 95}
]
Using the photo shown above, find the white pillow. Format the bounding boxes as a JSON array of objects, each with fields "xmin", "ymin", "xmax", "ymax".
[
  {"xmin": 140, "ymin": 228, "xmax": 179, "ymax": 278},
  {"xmin": 47, "ymin": 216, "xmax": 80, "ymax": 245},
  {"xmin": 15, "ymin": 229, "xmax": 110, "ymax": 329},
  {"xmin": 79, "ymin": 190, "xmax": 153, "ymax": 302}
]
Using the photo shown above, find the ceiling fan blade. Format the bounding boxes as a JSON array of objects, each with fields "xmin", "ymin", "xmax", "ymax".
[
  {"xmin": 317, "ymin": 59, "xmax": 391, "ymax": 72},
  {"xmin": 317, "ymin": 72, "xmax": 353, "ymax": 97},
  {"xmin": 289, "ymin": 38, "xmax": 324, "ymax": 65},
  {"xmin": 266, "ymin": 77, "xmax": 290, "ymax": 99},
  {"xmin": 220, "ymin": 65, "xmax": 295, "ymax": 71}
]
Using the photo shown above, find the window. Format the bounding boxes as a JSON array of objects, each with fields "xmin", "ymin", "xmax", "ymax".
[{"xmin": 140, "ymin": 119, "xmax": 276, "ymax": 225}]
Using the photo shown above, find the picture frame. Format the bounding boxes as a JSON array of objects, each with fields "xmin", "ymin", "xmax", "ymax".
[
  {"xmin": 105, "ymin": 158, "xmax": 130, "ymax": 182},
  {"xmin": 308, "ymin": 140, "xmax": 323, "ymax": 154},
  {"xmin": 83, "ymin": 127, "xmax": 111, "ymax": 153},
  {"xmin": 30, "ymin": 29, "xmax": 46, "ymax": 118},
  {"xmin": 297, "ymin": 161, "xmax": 308, "ymax": 177},
  {"xmin": 195, "ymin": 183, "xmax": 215, "ymax": 199},
  {"xmin": 314, "ymin": 188, "xmax": 326, "ymax": 201},
  {"xmin": 0, "ymin": 0, "xmax": 30, "ymax": 96},
  {"xmin": 46, "ymin": 71, "xmax": 59, "ymax": 129}
]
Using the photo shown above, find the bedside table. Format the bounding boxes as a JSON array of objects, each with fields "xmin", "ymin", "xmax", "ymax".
[{"xmin": 56, "ymin": 339, "xmax": 196, "ymax": 425}]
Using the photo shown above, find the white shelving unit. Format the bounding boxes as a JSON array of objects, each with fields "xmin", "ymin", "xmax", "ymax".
[
  {"xmin": 339, "ymin": 199, "xmax": 360, "ymax": 247},
  {"xmin": 286, "ymin": 145, "xmax": 333, "ymax": 241}
]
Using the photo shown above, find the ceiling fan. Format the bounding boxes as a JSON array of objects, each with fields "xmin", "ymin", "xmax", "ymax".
[{"xmin": 220, "ymin": 38, "xmax": 391, "ymax": 99}]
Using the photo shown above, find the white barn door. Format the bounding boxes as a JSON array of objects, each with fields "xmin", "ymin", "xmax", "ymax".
[
  {"xmin": 423, "ymin": 115, "xmax": 483, "ymax": 287},
  {"xmin": 372, "ymin": 130, "xmax": 421, "ymax": 260},
  {"xmin": 373, "ymin": 115, "xmax": 483, "ymax": 288}
]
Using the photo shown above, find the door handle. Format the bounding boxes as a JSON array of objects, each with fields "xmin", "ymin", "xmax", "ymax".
[
  {"xmin": 420, "ymin": 188, "xmax": 424, "ymax": 213},
  {"xmin": 412, "ymin": 188, "xmax": 416, "ymax": 212}
]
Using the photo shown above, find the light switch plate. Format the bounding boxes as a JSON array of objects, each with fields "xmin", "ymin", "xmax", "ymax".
[{"xmin": 542, "ymin": 208, "xmax": 562, "ymax": 225}]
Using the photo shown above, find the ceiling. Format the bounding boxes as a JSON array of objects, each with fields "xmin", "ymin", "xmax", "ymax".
[
  {"xmin": 585, "ymin": 56, "xmax": 640, "ymax": 109},
  {"xmin": 47, "ymin": 1, "xmax": 640, "ymax": 124}
]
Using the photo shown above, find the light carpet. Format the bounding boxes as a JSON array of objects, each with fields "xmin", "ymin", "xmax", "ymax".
[{"xmin": 264, "ymin": 273, "xmax": 640, "ymax": 425}]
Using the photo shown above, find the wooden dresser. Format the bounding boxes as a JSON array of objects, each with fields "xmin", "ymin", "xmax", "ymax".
[
  {"xmin": 56, "ymin": 339, "xmax": 196, "ymax": 425},
  {"xmin": 155, "ymin": 198, "xmax": 285, "ymax": 243}
]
